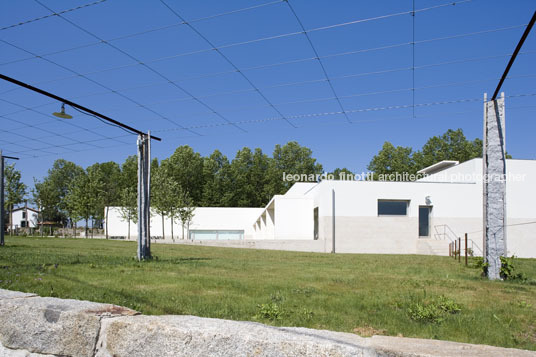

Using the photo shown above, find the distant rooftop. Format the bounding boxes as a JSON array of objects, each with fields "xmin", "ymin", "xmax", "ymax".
[{"xmin": 417, "ymin": 160, "xmax": 459, "ymax": 175}]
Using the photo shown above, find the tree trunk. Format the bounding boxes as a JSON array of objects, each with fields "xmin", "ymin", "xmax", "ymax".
[
  {"xmin": 161, "ymin": 214, "xmax": 165, "ymax": 241},
  {"xmin": 171, "ymin": 218, "xmax": 174, "ymax": 242},
  {"xmin": 91, "ymin": 219, "xmax": 94, "ymax": 239},
  {"xmin": 9, "ymin": 207, "xmax": 13, "ymax": 236},
  {"xmin": 105, "ymin": 207, "xmax": 109, "ymax": 239},
  {"xmin": 85, "ymin": 218, "xmax": 88, "ymax": 238},
  {"xmin": 182, "ymin": 223, "xmax": 185, "ymax": 241},
  {"xmin": 127, "ymin": 216, "xmax": 130, "ymax": 240}
]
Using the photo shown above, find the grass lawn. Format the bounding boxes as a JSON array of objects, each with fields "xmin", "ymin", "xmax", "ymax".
[{"xmin": 1, "ymin": 236, "xmax": 535, "ymax": 350}]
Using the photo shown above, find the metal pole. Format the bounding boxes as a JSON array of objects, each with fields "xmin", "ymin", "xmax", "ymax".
[
  {"xmin": 147, "ymin": 131, "xmax": 151, "ymax": 250},
  {"xmin": 458, "ymin": 237, "xmax": 461, "ymax": 263},
  {"xmin": 331, "ymin": 188, "xmax": 335, "ymax": 254},
  {"xmin": 465, "ymin": 233, "xmax": 468, "ymax": 266},
  {"xmin": 137, "ymin": 135, "xmax": 143, "ymax": 260},
  {"xmin": 0, "ymin": 151, "xmax": 4, "ymax": 246}
]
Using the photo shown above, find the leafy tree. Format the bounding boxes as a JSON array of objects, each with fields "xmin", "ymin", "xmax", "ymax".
[
  {"xmin": 65, "ymin": 171, "xmax": 92, "ymax": 237},
  {"xmin": 227, "ymin": 147, "xmax": 271, "ymax": 207},
  {"xmin": 87, "ymin": 162, "xmax": 121, "ymax": 239},
  {"xmin": 32, "ymin": 179, "xmax": 55, "ymax": 235},
  {"xmin": 367, "ymin": 129, "xmax": 488, "ymax": 181},
  {"xmin": 330, "ymin": 168, "xmax": 354, "ymax": 180},
  {"xmin": 367, "ymin": 142, "xmax": 416, "ymax": 180},
  {"xmin": 413, "ymin": 129, "xmax": 483, "ymax": 169},
  {"xmin": 39, "ymin": 159, "xmax": 84, "ymax": 226},
  {"xmin": 177, "ymin": 191, "xmax": 195, "ymax": 240},
  {"xmin": 266, "ymin": 141, "xmax": 323, "ymax": 197},
  {"xmin": 4, "ymin": 163, "xmax": 27, "ymax": 233},
  {"xmin": 151, "ymin": 166, "xmax": 184, "ymax": 241},
  {"xmin": 201, "ymin": 150, "xmax": 232, "ymax": 207},
  {"xmin": 118, "ymin": 186, "xmax": 137, "ymax": 240},
  {"xmin": 160, "ymin": 146, "xmax": 204, "ymax": 205}
]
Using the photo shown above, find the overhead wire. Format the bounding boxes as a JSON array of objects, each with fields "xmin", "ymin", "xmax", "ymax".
[
  {"xmin": 285, "ymin": 0, "xmax": 351, "ymax": 123},
  {"xmin": 159, "ymin": 0, "xmax": 297, "ymax": 128},
  {"xmin": 33, "ymin": 0, "xmax": 246, "ymax": 133},
  {"xmin": 0, "ymin": 0, "xmax": 107, "ymax": 31}
]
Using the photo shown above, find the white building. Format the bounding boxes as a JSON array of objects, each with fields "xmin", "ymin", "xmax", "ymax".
[
  {"xmin": 105, "ymin": 159, "xmax": 536, "ymax": 257},
  {"xmin": 10, "ymin": 206, "xmax": 39, "ymax": 230}
]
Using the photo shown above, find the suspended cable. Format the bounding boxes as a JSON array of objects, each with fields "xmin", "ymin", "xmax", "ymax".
[
  {"xmin": 159, "ymin": 0, "xmax": 297, "ymax": 128},
  {"xmin": 0, "ymin": 0, "xmax": 106, "ymax": 31},
  {"xmin": 285, "ymin": 0, "xmax": 351, "ymax": 123}
]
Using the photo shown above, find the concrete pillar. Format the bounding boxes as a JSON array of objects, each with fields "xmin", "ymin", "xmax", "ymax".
[
  {"xmin": 483, "ymin": 93, "xmax": 507, "ymax": 280},
  {"xmin": 137, "ymin": 134, "xmax": 151, "ymax": 260}
]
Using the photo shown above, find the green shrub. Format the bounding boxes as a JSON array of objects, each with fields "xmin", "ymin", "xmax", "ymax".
[
  {"xmin": 500, "ymin": 256, "xmax": 526, "ymax": 281},
  {"xmin": 255, "ymin": 302, "xmax": 284, "ymax": 321},
  {"xmin": 407, "ymin": 295, "xmax": 461, "ymax": 323}
]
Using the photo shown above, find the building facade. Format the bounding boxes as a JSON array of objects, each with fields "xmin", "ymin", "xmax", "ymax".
[{"xmin": 105, "ymin": 159, "xmax": 536, "ymax": 257}]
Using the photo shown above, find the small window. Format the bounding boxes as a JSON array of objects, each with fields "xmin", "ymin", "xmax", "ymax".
[
  {"xmin": 22, "ymin": 212, "xmax": 26, "ymax": 219},
  {"xmin": 378, "ymin": 200, "xmax": 408, "ymax": 216}
]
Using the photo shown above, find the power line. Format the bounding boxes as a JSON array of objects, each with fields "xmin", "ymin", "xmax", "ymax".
[
  {"xmin": 2, "ymin": 23, "xmax": 525, "ymax": 100},
  {"xmin": 1, "ymin": 0, "xmax": 472, "ymax": 73},
  {"xmin": 34, "ymin": 0, "xmax": 246, "ymax": 133},
  {"xmin": 0, "ymin": 0, "xmax": 106, "ymax": 31},
  {"xmin": 159, "ymin": 0, "xmax": 297, "ymax": 128},
  {"xmin": 152, "ymin": 93, "xmax": 536, "ymax": 133},
  {"xmin": 492, "ymin": 11, "xmax": 536, "ymax": 100},
  {"xmin": 285, "ymin": 0, "xmax": 351, "ymax": 123}
]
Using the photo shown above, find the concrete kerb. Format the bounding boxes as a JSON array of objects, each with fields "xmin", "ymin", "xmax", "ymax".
[{"xmin": 0, "ymin": 289, "xmax": 534, "ymax": 357}]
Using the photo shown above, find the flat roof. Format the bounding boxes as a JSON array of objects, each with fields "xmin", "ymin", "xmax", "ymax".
[{"xmin": 417, "ymin": 160, "xmax": 459, "ymax": 175}]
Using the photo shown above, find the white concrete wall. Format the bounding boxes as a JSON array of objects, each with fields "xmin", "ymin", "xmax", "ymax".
[
  {"xmin": 273, "ymin": 197, "xmax": 314, "ymax": 240},
  {"xmin": 105, "ymin": 207, "xmax": 263, "ymax": 242}
]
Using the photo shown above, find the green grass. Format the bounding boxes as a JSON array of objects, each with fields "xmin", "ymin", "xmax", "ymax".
[{"xmin": 1, "ymin": 236, "xmax": 535, "ymax": 350}]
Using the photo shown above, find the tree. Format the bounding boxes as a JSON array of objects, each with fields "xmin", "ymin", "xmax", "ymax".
[
  {"xmin": 32, "ymin": 179, "xmax": 56, "ymax": 236},
  {"xmin": 413, "ymin": 129, "xmax": 483, "ymax": 169},
  {"xmin": 266, "ymin": 141, "xmax": 323, "ymax": 197},
  {"xmin": 227, "ymin": 147, "xmax": 271, "ymax": 207},
  {"xmin": 178, "ymin": 191, "xmax": 195, "ymax": 240},
  {"xmin": 4, "ymin": 163, "xmax": 27, "ymax": 233},
  {"xmin": 39, "ymin": 159, "xmax": 84, "ymax": 227},
  {"xmin": 65, "ymin": 172, "xmax": 91, "ymax": 237},
  {"xmin": 87, "ymin": 162, "xmax": 121, "ymax": 239},
  {"xmin": 151, "ymin": 166, "xmax": 183, "ymax": 241},
  {"xmin": 330, "ymin": 168, "xmax": 354, "ymax": 180},
  {"xmin": 118, "ymin": 186, "xmax": 137, "ymax": 240},
  {"xmin": 367, "ymin": 142, "xmax": 416, "ymax": 180},
  {"xmin": 201, "ymin": 150, "xmax": 232, "ymax": 207},
  {"xmin": 160, "ymin": 146, "xmax": 204, "ymax": 205},
  {"xmin": 118, "ymin": 156, "xmax": 139, "ymax": 240},
  {"xmin": 367, "ymin": 129, "xmax": 487, "ymax": 181}
]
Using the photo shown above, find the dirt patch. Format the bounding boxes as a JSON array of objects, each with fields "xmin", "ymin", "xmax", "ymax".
[{"xmin": 352, "ymin": 325, "xmax": 387, "ymax": 337}]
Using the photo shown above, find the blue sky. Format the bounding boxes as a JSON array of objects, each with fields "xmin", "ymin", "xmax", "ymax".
[{"xmin": 1, "ymin": 0, "xmax": 535, "ymax": 189}]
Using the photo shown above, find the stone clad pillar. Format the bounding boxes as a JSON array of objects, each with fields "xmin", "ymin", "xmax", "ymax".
[{"xmin": 483, "ymin": 93, "xmax": 507, "ymax": 280}]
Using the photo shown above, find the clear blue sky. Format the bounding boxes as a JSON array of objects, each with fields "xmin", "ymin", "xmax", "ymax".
[{"xmin": 1, "ymin": 0, "xmax": 535, "ymax": 190}]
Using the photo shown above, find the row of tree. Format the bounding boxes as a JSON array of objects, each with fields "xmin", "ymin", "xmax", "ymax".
[{"xmin": 4, "ymin": 129, "xmax": 490, "ymax": 236}]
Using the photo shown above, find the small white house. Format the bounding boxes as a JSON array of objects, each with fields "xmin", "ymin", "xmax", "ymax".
[
  {"xmin": 105, "ymin": 158, "xmax": 536, "ymax": 257},
  {"xmin": 10, "ymin": 206, "xmax": 39, "ymax": 230}
]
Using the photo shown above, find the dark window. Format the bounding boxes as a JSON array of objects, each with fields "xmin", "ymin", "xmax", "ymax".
[
  {"xmin": 22, "ymin": 212, "xmax": 26, "ymax": 219},
  {"xmin": 378, "ymin": 200, "xmax": 408, "ymax": 216}
]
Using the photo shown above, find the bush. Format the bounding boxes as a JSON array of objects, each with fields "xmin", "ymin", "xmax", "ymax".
[
  {"xmin": 255, "ymin": 302, "xmax": 284, "ymax": 321},
  {"xmin": 500, "ymin": 256, "xmax": 526, "ymax": 281},
  {"xmin": 407, "ymin": 295, "xmax": 461, "ymax": 323}
]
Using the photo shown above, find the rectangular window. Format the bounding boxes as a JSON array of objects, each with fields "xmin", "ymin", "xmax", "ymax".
[
  {"xmin": 378, "ymin": 200, "xmax": 408, "ymax": 216},
  {"xmin": 22, "ymin": 212, "xmax": 26, "ymax": 219}
]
